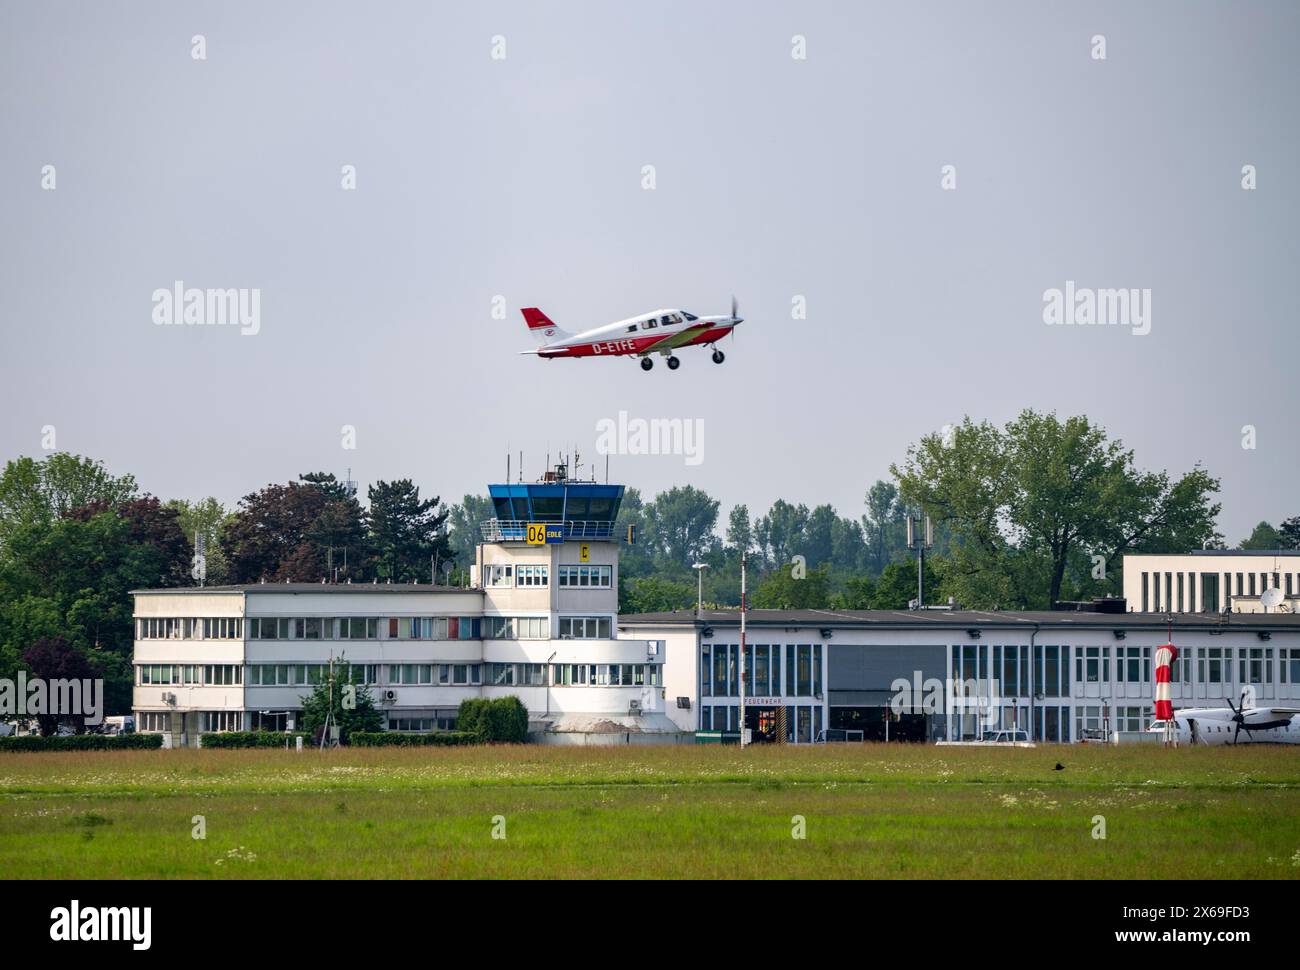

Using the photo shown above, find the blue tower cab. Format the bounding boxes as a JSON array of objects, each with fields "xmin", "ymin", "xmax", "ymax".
[{"xmin": 483, "ymin": 463, "xmax": 624, "ymax": 542}]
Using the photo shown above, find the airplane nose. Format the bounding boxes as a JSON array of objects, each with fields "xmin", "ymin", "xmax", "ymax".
[{"xmin": 734, "ymin": 317, "xmax": 743, "ymax": 325}]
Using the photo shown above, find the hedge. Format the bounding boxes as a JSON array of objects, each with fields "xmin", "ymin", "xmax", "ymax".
[
  {"xmin": 348, "ymin": 731, "xmax": 476, "ymax": 747},
  {"xmin": 457, "ymin": 696, "xmax": 529, "ymax": 743},
  {"xmin": 0, "ymin": 733, "xmax": 164, "ymax": 752},
  {"xmin": 198, "ymin": 731, "xmax": 308, "ymax": 749}
]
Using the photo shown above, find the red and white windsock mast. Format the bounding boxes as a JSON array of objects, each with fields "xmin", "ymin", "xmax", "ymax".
[{"xmin": 1154, "ymin": 620, "xmax": 1179, "ymax": 747}]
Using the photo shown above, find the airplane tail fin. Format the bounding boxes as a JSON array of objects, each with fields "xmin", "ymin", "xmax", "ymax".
[{"xmin": 521, "ymin": 307, "xmax": 570, "ymax": 342}]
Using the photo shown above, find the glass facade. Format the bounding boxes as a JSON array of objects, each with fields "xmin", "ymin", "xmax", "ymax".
[{"xmin": 699, "ymin": 641, "xmax": 826, "ymax": 743}]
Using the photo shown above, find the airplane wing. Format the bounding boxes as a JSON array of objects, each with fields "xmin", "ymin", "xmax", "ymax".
[{"xmin": 636, "ymin": 323, "xmax": 713, "ymax": 354}]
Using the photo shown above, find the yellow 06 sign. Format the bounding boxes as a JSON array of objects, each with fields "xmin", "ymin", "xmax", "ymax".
[{"xmin": 526, "ymin": 523, "xmax": 547, "ymax": 545}]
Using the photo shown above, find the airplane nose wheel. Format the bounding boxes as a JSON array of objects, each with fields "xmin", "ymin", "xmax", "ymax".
[
  {"xmin": 667, "ymin": 356, "xmax": 680, "ymax": 370},
  {"xmin": 640, "ymin": 357, "xmax": 653, "ymax": 371},
  {"xmin": 712, "ymin": 350, "xmax": 725, "ymax": 364}
]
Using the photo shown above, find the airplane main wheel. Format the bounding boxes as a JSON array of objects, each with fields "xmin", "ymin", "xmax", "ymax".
[
  {"xmin": 640, "ymin": 357, "xmax": 653, "ymax": 371},
  {"xmin": 667, "ymin": 356, "xmax": 680, "ymax": 370},
  {"xmin": 712, "ymin": 350, "xmax": 725, "ymax": 364}
]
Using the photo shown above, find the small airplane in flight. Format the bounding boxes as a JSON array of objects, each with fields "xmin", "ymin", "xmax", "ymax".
[
  {"xmin": 1148, "ymin": 690, "xmax": 1300, "ymax": 745},
  {"xmin": 519, "ymin": 298, "xmax": 742, "ymax": 371}
]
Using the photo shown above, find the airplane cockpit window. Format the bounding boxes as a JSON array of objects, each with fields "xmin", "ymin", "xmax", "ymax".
[
  {"xmin": 682, "ymin": 311, "xmax": 698, "ymax": 321},
  {"xmin": 670, "ymin": 313, "xmax": 682, "ymax": 324},
  {"xmin": 660, "ymin": 315, "xmax": 672, "ymax": 326}
]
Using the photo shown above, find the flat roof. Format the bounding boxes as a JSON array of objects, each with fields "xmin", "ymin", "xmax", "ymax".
[
  {"xmin": 618, "ymin": 608, "xmax": 1300, "ymax": 632},
  {"xmin": 1129, "ymin": 549, "xmax": 1300, "ymax": 558},
  {"xmin": 131, "ymin": 583, "xmax": 475, "ymax": 595}
]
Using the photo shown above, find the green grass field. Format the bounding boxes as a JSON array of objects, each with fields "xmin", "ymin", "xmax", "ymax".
[{"xmin": 2, "ymin": 743, "xmax": 1299, "ymax": 879}]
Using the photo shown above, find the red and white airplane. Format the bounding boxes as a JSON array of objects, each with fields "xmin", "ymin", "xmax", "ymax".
[{"xmin": 519, "ymin": 298, "xmax": 742, "ymax": 371}]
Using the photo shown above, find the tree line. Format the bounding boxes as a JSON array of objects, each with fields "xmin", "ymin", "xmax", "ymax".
[{"xmin": 0, "ymin": 458, "xmax": 451, "ymax": 719}]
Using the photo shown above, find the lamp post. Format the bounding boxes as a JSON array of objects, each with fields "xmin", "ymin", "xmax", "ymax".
[{"xmin": 692, "ymin": 562, "xmax": 709, "ymax": 620}]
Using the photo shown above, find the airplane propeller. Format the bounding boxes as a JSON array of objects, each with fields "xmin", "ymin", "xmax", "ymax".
[{"xmin": 1225, "ymin": 690, "xmax": 1250, "ymax": 745}]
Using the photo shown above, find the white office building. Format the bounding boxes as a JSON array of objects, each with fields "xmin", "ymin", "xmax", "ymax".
[
  {"xmin": 132, "ymin": 471, "xmax": 684, "ymax": 746},
  {"xmin": 619, "ymin": 608, "xmax": 1300, "ymax": 743},
  {"xmin": 1122, "ymin": 550, "xmax": 1300, "ymax": 614}
]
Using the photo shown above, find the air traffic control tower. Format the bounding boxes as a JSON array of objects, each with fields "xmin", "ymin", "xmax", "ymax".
[{"xmin": 473, "ymin": 463, "xmax": 682, "ymax": 743}]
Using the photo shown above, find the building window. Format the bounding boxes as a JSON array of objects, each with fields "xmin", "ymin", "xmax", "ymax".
[
  {"xmin": 201, "ymin": 710, "xmax": 242, "ymax": 733},
  {"xmin": 1117, "ymin": 646, "xmax": 1149, "ymax": 684},
  {"xmin": 1074, "ymin": 646, "xmax": 1110, "ymax": 684},
  {"xmin": 558, "ymin": 615, "xmax": 611, "ymax": 639},
  {"xmin": 751, "ymin": 645, "xmax": 770, "ymax": 696},
  {"xmin": 558, "ymin": 565, "xmax": 612, "ymax": 588},
  {"xmin": 485, "ymin": 662, "xmax": 516, "ymax": 686},
  {"xmin": 520, "ymin": 663, "xmax": 547, "ymax": 686},
  {"xmin": 553, "ymin": 664, "xmax": 588, "ymax": 686},
  {"xmin": 201, "ymin": 617, "xmax": 242, "ymax": 640},
  {"xmin": 1034, "ymin": 645, "xmax": 1069, "ymax": 697},
  {"xmin": 1075, "ymin": 705, "xmax": 1104, "ymax": 739},
  {"xmin": 516, "ymin": 565, "xmax": 549, "ymax": 587},
  {"xmin": 1199, "ymin": 647, "xmax": 1226, "ymax": 684},
  {"xmin": 389, "ymin": 717, "xmax": 438, "ymax": 732},
  {"xmin": 203, "ymin": 664, "xmax": 242, "ymax": 686},
  {"xmin": 387, "ymin": 664, "xmax": 434, "ymax": 685},
  {"xmin": 484, "ymin": 616, "xmax": 548, "ymax": 639},
  {"xmin": 334, "ymin": 617, "xmax": 379, "ymax": 639},
  {"xmin": 710, "ymin": 644, "xmax": 735, "ymax": 697},
  {"xmin": 1240, "ymin": 648, "xmax": 1272, "ymax": 685},
  {"xmin": 138, "ymin": 712, "xmax": 170, "ymax": 732},
  {"xmin": 138, "ymin": 664, "xmax": 199, "ymax": 686},
  {"xmin": 486, "ymin": 564, "xmax": 514, "ymax": 587},
  {"xmin": 1171, "ymin": 647, "xmax": 1192, "ymax": 683},
  {"xmin": 1116, "ymin": 706, "xmax": 1150, "ymax": 733},
  {"xmin": 448, "ymin": 617, "xmax": 481, "ymax": 639},
  {"xmin": 1280, "ymin": 649, "xmax": 1300, "ymax": 684},
  {"xmin": 249, "ymin": 664, "xmax": 302, "ymax": 686},
  {"xmin": 434, "ymin": 663, "xmax": 479, "ymax": 686}
]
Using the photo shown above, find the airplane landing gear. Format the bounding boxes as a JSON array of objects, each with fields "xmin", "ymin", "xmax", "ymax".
[
  {"xmin": 640, "ymin": 357, "xmax": 654, "ymax": 371},
  {"xmin": 667, "ymin": 356, "xmax": 680, "ymax": 370},
  {"xmin": 712, "ymin": 349, "xmax": 725, "ymax": 364}
]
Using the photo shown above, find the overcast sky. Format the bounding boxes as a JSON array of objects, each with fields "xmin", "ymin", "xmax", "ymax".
[{"xmin": 2, "ymin": 1, "xmax": 1296, "ymax": 544}]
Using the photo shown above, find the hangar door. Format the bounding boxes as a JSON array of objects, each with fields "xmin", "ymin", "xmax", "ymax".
[{"xmin": 828, "ymin": 643, "xmax": 947, "ymax": 742}]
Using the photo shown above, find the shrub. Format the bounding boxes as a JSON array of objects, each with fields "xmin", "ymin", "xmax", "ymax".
[
  {"xmin": 348, "ymin": 731, "xmax": 476, "ymax": 747},
  {"xmin": 457, "ymin": 696, "xmax": 529, "ymax": 743},
  {"xmin": 0, "ymin": 733, "xmax": 164, "ymax": 752},
  {"xmin": 456, "ymin": 698, "xmax": 490, "ymax": 741},
  {"xmin": 486, "ymin": 696, "xmax": 529, "ymax": 744},
  {"xmin": 198, "ymin": 731, "xmax": 307, "ymax": 749}
]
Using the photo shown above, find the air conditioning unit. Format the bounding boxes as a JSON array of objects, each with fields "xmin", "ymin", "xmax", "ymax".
[
  {"xmin": 676, "ymin": 696, "xmax": 691, "ymax": 710},
  {"xmin": 163, "ymin": 692, "xmax": 176, "ymax": 706},
  {"xmin": 628, "ymin": 699, "xmax": 642, "ymax": 714},
  {"xmin": 383, "ymin": 689, "xmax": 397, "ymax": 703}
]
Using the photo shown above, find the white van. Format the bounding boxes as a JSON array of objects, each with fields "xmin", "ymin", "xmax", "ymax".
[{"xmin": 100, "ymin": 715, "xmax": 135, "ymax": 735}]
